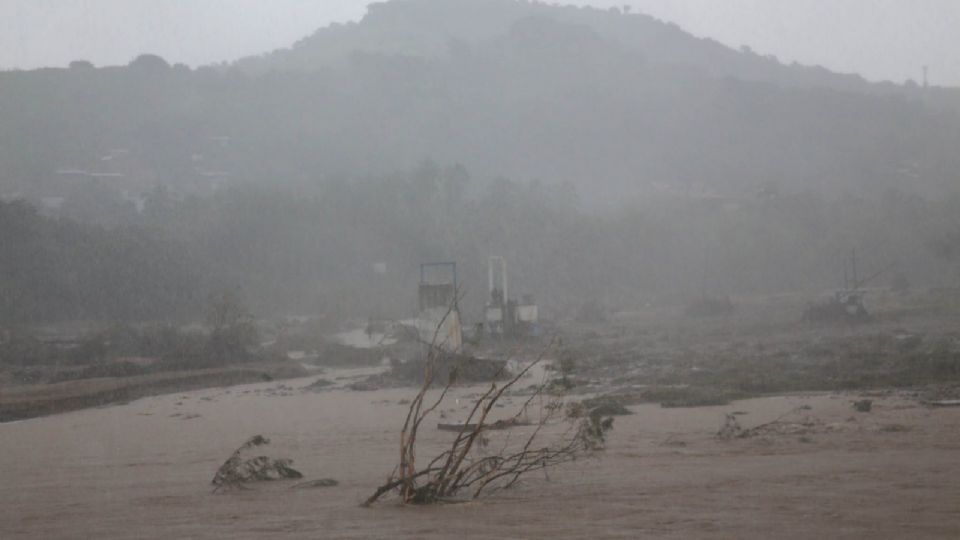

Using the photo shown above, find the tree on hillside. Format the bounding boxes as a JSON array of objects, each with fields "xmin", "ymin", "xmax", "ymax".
[
  {"xmin": 129, "ymin": 53, "xmax": 170, "ymax": 70},
  {"xmin": 206, "ymin": 289, "xmax": 258, "ymax": 361},
  {"xmin": 69, "ymin": 59, "xmax": 95, "ymax": 70}
]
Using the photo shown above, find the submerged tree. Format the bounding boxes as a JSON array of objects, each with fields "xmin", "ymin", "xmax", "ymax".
[{"xmin": 364, "ymin": 311, "xmax": 612, "ymax": 506}]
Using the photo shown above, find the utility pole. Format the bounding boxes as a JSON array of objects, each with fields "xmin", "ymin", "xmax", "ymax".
[{"xmin": 851, "ymin": 248, "xmax": 859, "ymax": 291}]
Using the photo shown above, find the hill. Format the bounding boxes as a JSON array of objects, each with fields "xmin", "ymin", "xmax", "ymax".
[
  {"xmin": 237, "ymin": 0, "xmax": 891, "ymax": 93},
  {"xmin": 2, "ymin": 0, "xmax": 958, "ymax": 207},
  {"xmin": 1, "ymin": 0, "xmax": 960, "ymax": 321}
]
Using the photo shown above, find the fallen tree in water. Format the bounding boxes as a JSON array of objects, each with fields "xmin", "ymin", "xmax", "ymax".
[
  {"xmin": 364, "ymin": 306, "xmax": 612, "ymax": 506},
  {"xmin": 212, "ymin": 435, "xmax": 303, "ymax": 492}
]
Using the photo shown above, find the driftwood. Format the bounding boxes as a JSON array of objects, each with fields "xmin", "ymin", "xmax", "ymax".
[
  {"xmin": 292, "ymin": 478, "xmax": 339, "ymax": 489},
  {"xmin": 717, "ymin": 406, "xmax": 818, "ymax": 440},
  {"xmin": 211, "ymin": 435, "xmax": 303, "ymax": 492},
  {"xmin": 925, "ymin": 399, "xmax": 960, "ymax": 408},
  {"xmin": 436, "ymin": 417, "xmax": 530, "ymax": 432}
]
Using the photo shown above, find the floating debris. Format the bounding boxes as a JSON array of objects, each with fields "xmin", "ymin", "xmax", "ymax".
[
  {"xmin": 211, "ymin": 435, "xmax": 303, "ymax": 492},
  {"xmin": 292, "ymin": 478, "xmax": 339, "ymax": 489}
]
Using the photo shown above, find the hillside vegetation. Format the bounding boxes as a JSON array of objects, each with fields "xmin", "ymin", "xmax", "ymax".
[{"xmin": 1, "ymin": 0, "xmax": 959, "ymax": 323}]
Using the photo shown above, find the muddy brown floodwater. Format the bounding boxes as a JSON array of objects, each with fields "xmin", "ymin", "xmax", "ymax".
[{"xmin": 1, "ymin": 373, "xmax": 959, "ymax": 539}]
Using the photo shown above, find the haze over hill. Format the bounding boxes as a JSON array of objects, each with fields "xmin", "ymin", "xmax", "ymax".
[
  {"xmin": 235, "ymin": 0, "xmax": 929, "ymax": 92},
  {"xmin": 5, "ymin": 5, "xmax": 960, "ymax": 538},
  {"xmin": 1, "ymin": 0, "xmax": 959, "ymax": 322},
  {"xmin": 3, "ymin": 0, "xmax": 960, "ymax": 203},
  {"xmin": 4, "ymin": 1, "xmax": 959, "ymax": 87}
]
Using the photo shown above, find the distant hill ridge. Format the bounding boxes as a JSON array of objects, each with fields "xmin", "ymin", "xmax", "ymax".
[
  {"xmin": 235, "ymin": 0, "xmax": 922, "ymax": 95},
  {"xmin": 1, "ymin": 0, "xmax": 959, "ymax": 207}
]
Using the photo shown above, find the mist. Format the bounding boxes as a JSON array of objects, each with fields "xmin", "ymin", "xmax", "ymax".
[
  {"xmin": 2, "ymin": 1, "xmax": 959, "ymax": 538},
  {"xmin": 3, "ymin": 0, "xmax": 959, "ymax": 85}
]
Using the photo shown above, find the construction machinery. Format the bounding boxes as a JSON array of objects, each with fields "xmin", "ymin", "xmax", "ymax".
[{"xmin": 803, "ymin": 249, "xmax": 895, "ymax": 323}]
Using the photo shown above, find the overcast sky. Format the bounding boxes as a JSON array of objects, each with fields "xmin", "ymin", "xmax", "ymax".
[{"xmin": 1, "ymin": 0, "xmax": 958, "ymax": 86}]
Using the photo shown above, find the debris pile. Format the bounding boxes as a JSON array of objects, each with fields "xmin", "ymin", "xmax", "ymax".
[
  {"xmin": 577, "ymin": 396, "xmax": 632, "ymax": 417},
  {"xmin": 717, "ymin": 407, "xmax": 830, "ymax": 441},
  {"xmin": 303, "ymin": 377, "xmax": 334, "ymax": 391},
  {"xmin": 211, "ymin": 435, "xmax": 303, "ymax": 492},
  {"xmin": 802, "ymin": 294, "xmax": 869, "ymax": 323},
  {"xmin": 370, "ymin": 353, "xmax": 509, "ymax": 388},
  {"xmin": 292, "ymin": 478, "xmax": 339, "ymax": 489},
  {"xmin": 852, "ymin": 399, "xmax": 873, "ymax": 412}
]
